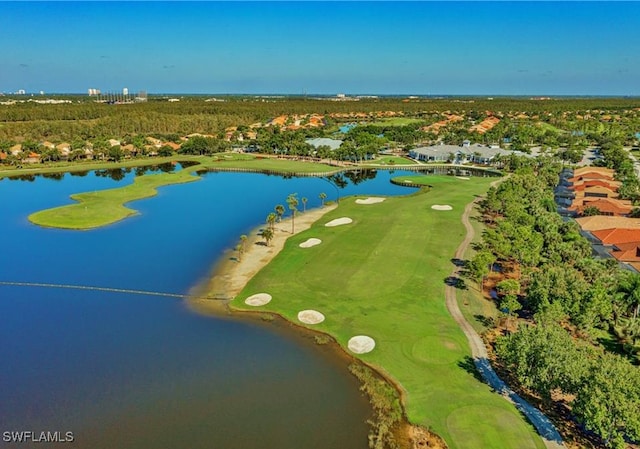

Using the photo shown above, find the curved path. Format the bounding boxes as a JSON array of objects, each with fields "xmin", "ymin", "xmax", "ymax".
[{"xmin": 445, "ymin": 197, "xmax": 565, "ymax": 449}]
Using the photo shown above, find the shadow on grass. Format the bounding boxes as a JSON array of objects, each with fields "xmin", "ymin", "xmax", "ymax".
[
  {"xmin": 450, "ymin": 257, "xmax": 466, "ymax": 267},
  {"xmin": 444, "ymin": 276, "xmax": 468, "ymax": 290},
  {"xmin": 457, "ymin": 356, "xmax": 483, "ymax": 382},
  {"xmin": 473, "ymin": 314, "xmax": 494, "ymax": 328}
]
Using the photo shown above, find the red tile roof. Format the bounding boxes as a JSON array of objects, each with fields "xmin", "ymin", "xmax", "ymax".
[
  {"xmin": 627, "ymin": 262, "xmax": 640, "ymax": 273},
  {"xmin": 573, "ymin": 185, "xmax": 620, "ymax": 198},
  {"xmin": 592, "ymin": 228, "xmax": 640, "ymax": 245},
  {"xmin": 570, "ymin": 180, "xmax": 620, "ymax": 192},
  {"xmin": 570, "ymin": 198, "xmax": 633, "ymax": 216},
  {"xmin": 611, "ymin": 242, "xmax": 640, "ymax": 262},
  {"xmin": 569, "ymin": 172, "xmax": 615, "ymax": 182},
  {"xmin": 574, "ymin": 167, "xmax": 615, "ymax": 177}
]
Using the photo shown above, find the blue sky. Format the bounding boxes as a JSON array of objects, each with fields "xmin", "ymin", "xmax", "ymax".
[{"xmin": 1, "ymin": 2, "xmax": 639, "ymax": 95}]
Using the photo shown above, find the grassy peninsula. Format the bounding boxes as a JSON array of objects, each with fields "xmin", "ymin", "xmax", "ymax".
[
  {"xmin": 229, "ymin": 177, "xmax": 544, "ymax": 449},
  {"xmin": 26, "ymin": 153, "xmax": 338, "ymax": 229}
]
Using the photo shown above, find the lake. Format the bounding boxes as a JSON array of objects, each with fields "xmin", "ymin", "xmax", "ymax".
[{"xmin": 0, "ymin": 166, "xmax": 420, "ymax": 449}]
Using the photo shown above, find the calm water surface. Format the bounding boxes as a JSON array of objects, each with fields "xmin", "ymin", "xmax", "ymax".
[{"xmin": 0, "ymin": 168, "xmax": 417, "ymax": 449}]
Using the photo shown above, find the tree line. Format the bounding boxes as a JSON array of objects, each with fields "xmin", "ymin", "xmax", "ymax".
[{"xmin": 467, "ymin": 156, "xmax": 640, "ymax": 447}]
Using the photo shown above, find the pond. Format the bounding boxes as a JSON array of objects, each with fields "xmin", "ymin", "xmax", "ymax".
[{"xmin": 0, "ymin": 167, "xmax": 418, "ymax": 448}]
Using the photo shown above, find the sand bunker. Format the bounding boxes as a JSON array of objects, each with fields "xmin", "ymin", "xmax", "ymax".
[
  {"xmin": 431, "ymin": 205, "xmax": 453, "ymax": 211},
  {"xmin": 297, "ymin": 310, "xmax": 325, "ymax": 324},
  {"xmin": 455, "ymin": 176, "xmax": 470, "ymax": 180},
  {"xmin": 244, "ymin": 293, "xmax": 272, "ymax": 306},
  {"xmin": 347, "ymin": 335, "xmax": 376, "ymax": 354},
  {"xmin": 356, "ymin": 197, "xmax": 386, "ymax": 205},
  {"xmin": 325, "ymin": 217, "xmax": 353, "ymax": 227},
  {"xmin": 299, "ymin": 238, "xmax": 322, "ymax": 248}
]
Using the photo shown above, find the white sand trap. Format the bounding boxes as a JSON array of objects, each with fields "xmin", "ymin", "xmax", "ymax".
[
  {"xmin": 348, "ymin": 335, "xmax": 376, "ymax": 354},
  {"xmin": 297, "ymin": 310, "xmax": 325, "ymax": 324},
  {"xmin": 244, "ymin": 293, "xmax": 272, "ymax": 306},
  {"xmin": 356, "ymin": 197, "xmax": 386, "ymax": 205},
  {"xmin": 455, "ymin": 176, "xmax": 470, "ymax": 180},
  {"xmin": 403, "ymin": 180, "xmax": 413, "ymax": 183},
  {"xmin": 431, "ymin": 204, "xmax": 453, "ymax": 211},
  {"xmin": 325, "ymin": 217, "xmax": 353, "ymax": 227},
  {"xmin": 299, "ymin": 238, "xmax": 322, "ymax": 248}
]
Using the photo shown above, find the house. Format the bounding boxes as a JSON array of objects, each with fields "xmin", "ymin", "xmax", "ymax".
[
  {"xmin": 409, "ymin": 142, "xmax": 511, "ymax": 165},
  {"xmin": 569, "ymin": 180, "xmax": 621, "ymax": 192},
  {"xmin": 469, "ymin": 116, "xmax": 500, "ymax": 134},
  {"xmin": 574, "ymin": 167, "xmax": 615, "ymax": 177},
  {"xmin": 573, "ymin": 185, "xmax": 620, "ymax": 199},
  {"xmin": 108, "ymin": 139, "xmax": 121, "ymax": 148},
  {"xmin": 611, "ymin": 242, "xmax": 640, "ymax": 264},
  {"xmin": 145, "ymin": 137, "xmax": 162, "ymax": 148},
  {"xmin": 592, "ymin": 228, "xmax": 640, "ymax": 246},
  {"xmin": 569, "ymin": 197, "xmax": 633, "ymax": 216},
  {"xmin": 9, "ymin": 144, "xmax": 22, "ymax": 156},
  {"xmin": 569, "ymin": 167, "xmax": 615, "ymax": 183},
  {"xmin": 24, "ymin": 152, "xmax": 40, "ymax": 164},
  {"xmin": 576, "ymin": 216, "xmax": 640, "ymax": 232},
  {"xmin": 121, "ymin": 144, "xmax": 135, "ymax": 156},
  {"xmin": 409, "ymin": 144, "xmax": 460, "ymax": 162},
  {"xmin": 56, "ymin": 143, "xmax": 71, "ymax": 158}
]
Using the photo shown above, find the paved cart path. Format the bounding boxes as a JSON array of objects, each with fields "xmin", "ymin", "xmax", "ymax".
[{"xmin": 444, "ymin": 192, "xmax": 565, "ymax": 449}]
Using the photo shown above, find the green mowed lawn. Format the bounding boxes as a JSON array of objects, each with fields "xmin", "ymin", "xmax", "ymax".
[
  {"xmin": 364, "ymin": 156, "xmax": 417, "ymax": 165},
  {"xmin": 28, "ymin": 170, "xmax": 201, "ymax": 229},
  {"xmin": 233, "ymin": 177, "xmax": 544, "ymax": 449}
]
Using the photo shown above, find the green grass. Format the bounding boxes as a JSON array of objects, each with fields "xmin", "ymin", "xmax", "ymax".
[
  {"xmin": 536, "ymin": 122, "xmax": 566, "ymax": 134},
  {"xmin": 363, "ymin": 156, "xmax": 418, "ymax": 166},
  {"xmin": 27, "ymin": 153, "xmax": 338, "ymax": 229},
  {"xmin": 28, "ymin": 170, "xmax": 201, "ymax": 229},
  {"xmin": 230, "ymin": 177, "xmax": 544, "ymax": 449},
  {"xmin": 391, "ymin": 175, "xmax": 436, "ymax": 186},
  {"xmin": 457, "ymin": 205, "xmax": 501, "ymax": 335}
]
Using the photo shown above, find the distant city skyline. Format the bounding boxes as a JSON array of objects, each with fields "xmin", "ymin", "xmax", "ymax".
[{"xmin": 1, "ymin": 1, "xmax": 639, "ymax": 96}]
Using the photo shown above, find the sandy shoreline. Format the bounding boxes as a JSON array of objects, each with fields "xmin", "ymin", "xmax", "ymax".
[{"xmin": 190, "ymin": 203, "xmax": 337, "ymax": 310}]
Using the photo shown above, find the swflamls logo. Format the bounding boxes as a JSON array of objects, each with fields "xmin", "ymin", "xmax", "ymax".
[{"xmin": 2, "ymin": 431, "xmax": 74, "ymax": 443}]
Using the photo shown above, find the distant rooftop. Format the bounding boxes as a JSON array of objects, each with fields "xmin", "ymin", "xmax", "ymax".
[{"xmin": 305, "ymin": 137, "xmax": 343, "ymax": 151}]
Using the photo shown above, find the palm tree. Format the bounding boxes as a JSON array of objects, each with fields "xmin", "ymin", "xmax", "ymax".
[
  {"xmin": 275, "ymin": 204, "xmax": 285, "ymax": 223},
  {"xmin": 261, "ymin": 228, "xmax": 274, "ymax": 247},
  {"xmin": 618, "ymin": 273, "xmax": 640, "ymax": 320},
  {"xmin": 301, "ymin": 197, "xmax": 308, "ymax": 213},
  {"xmin": 319, "ymin": 192, "xmax": 327, "ymax": 207},
  {"xmin": 240, "ymin": 234, "xmax": 248, "ymax": 253},
  {"xmin": 266, "ymin": 213, "xmax": 276, "ymax": 231},
  {"xmin": 286, "ymin": 193, "xmax": 299, "ymax": 233}
]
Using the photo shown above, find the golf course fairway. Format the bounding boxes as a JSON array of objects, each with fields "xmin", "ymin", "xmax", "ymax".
[{"xmin": 232, "ymin": 176, "xmax": 545, "ymax": 449}]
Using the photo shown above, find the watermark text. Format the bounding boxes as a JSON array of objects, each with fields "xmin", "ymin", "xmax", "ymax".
[{"xmin": 2, "ymin": 431, "xmax": 74, "ymax": 444}]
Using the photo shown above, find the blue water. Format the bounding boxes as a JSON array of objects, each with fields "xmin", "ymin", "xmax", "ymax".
[{"xmin": 0, "ymin": 168, "xmax": 417, "ymax": 449}]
